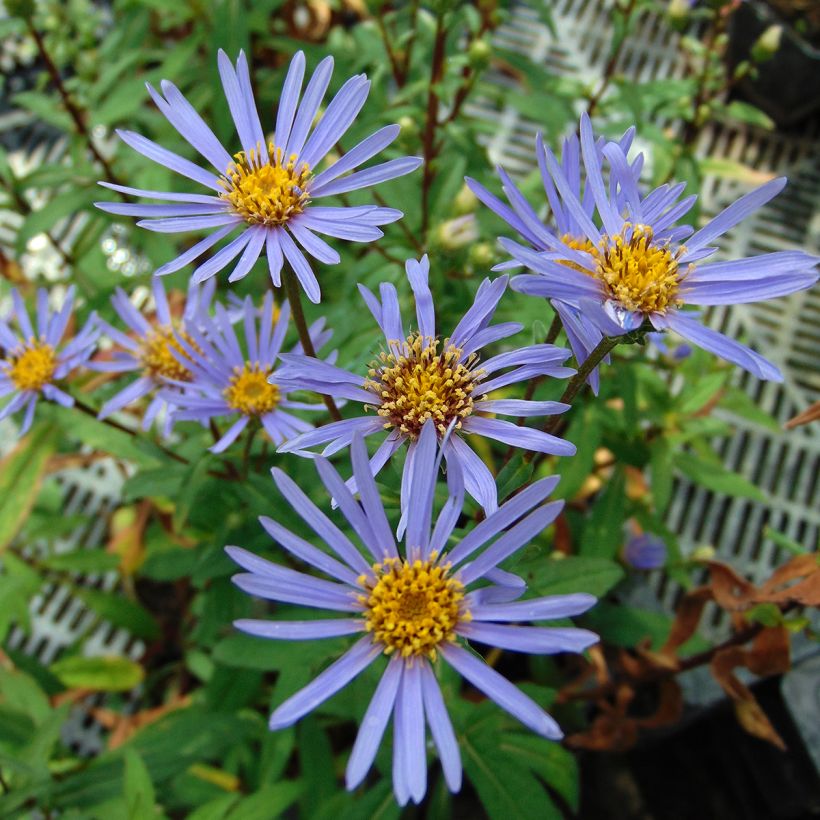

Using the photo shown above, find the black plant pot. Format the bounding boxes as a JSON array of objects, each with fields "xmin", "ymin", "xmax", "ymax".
[{"xmin": 727, "ymin": 1, "xmax": 820, "ymax": 128}]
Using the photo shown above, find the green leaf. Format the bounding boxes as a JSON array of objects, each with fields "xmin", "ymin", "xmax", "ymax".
[
  {"xmin": 674, "ymin": 451, "xmax": 766, "ymax": 502},
  {"xmin": 579, "ymin": 467, "xmax": 626, "ymax": 559},
  {"xmin": 555, "ymin": 406, "xmax": 601, "ymax": 500},
  {"xmin": 496, "ymin": 453, "xmax": 535, "ymax": 502},
  {"xmin": 225, "ymin": 782, "xmax": 302, "ymax": 820},
  {"xmin": 123, "ymin": 749, "xmax": 156, "ymax": 820},
  {"xmin": 76, "ymin": 588, "xmax": 160, "ymax": 640},
  {"xmin": 41, "ymin": 548, "xmax": 121, "ymax": 574},
  {"xmin": 49, "ymin": 655, "xmax": 145, "ymax": 692},
  {"xmin": 678, "ymin": 371, "xmax": 728, "ymax": 415},
  {"xmin": 649, "ymin": 438, "xmax": 674, "ymax": 516},
  {"xmin": 718, "ymin": 387, "xmax": 781, "ymax": 433},
  {"xmin": 518, "ymin": 556, "xmax": 624, "ymax": 598},
  {"xmin": 724, "ymin": 100, "xmax": 774, "ymax": 130},
  {"xmin": 0, "ymin": 424, "xmax": 57, "ymax": 553},
  {"xmin": 212, "ymin": 634, "xmax": 330, "ymax": 672},
  {"xmin": 763, "ymin": 526, "xmax": 810, "ymax": 556},
  {"xmin": 12, "ymin": 90, "xmax": 73, "ymax": 130}
]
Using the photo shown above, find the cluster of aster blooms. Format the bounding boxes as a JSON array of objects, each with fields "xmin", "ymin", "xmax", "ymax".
[{"xmin": 2, "ymin": 49, "xmax": 817, "ymax": 806}]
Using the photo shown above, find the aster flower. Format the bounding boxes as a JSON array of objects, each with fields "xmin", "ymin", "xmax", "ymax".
[
  {"xmin": 622, "ymin": 532, "xmax": 667, "ymax": 570},
  {"xmin": 277, "ymin": 255, "xmax": 576, "ymax": 514},
  {"xmin": 95, "ymin": 50, "xmax": 422, "ymax": 302},
  {"xmin": 0, "ymin": 287, "xmax": 98, "ymax": 437},
  {"xmin": 480, "ymin": 114, "xmax": 819, "ymax": 382},
  {"xmin": 466, "ymin": 123, "xmax": 642, "ymax": 392},
  {"xmin": 228, "ymin": 423, "xmax": 597, "ymax": 805},
  {"xmin": 92, "ymin": 277, "xmax": 214, "ymax": 434},
  {"xmin": 161, "ymin": 290, "xmax": 328, "ymax": 453}
]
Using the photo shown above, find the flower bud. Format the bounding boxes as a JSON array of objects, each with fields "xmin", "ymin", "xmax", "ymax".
[
  {"xmin": 468, "ymin": 39, "xmax": 492, "ymax": 69},
  {"xmin": 436, "ymin": 214, "xmax": 478, "ymax": 250},
  {"xmin": 752, "ymin": 25, "xmax": 783, "ymax": 63},
  {"xmin": 691, "ymin": 544, "xmax": 716, "ymax": 562},
  {"xmin": 454, "ymin": 183, "xmax": 479, "ymax": 215},
  {"xmin": 623, "ymin": 533, "xmax": 667, "ymax": 570},
  {"xmin": 468, "ymin": 241, "xmax": 495, "ymax": 268}
]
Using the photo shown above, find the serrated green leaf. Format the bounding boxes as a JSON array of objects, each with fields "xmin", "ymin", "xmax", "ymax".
[{"xmin": 518, "ymin": 556, "xmax": 624, "ymax": 598}]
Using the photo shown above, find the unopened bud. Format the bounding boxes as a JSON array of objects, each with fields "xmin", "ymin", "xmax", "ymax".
[
  {"xmin": 667, "ymin": 0, "xmax": 690, "ymax": 22},
  {"xmin": 468, "ymin": 38, "xmax": 492, "ymax": 69},
  {"xmin": 436, "ymin": 215, "xmax": 479, "ymax": 250},
  {"xmin": 623, "ymin": 533, "xmax": 667, "ymax": 570},
  {"xmin": 752, "ymin": 25, "xmax": 782, "ymax": 62},
  {"xmin": 468, "ymin": 241, "xmax": 495, "ymax": 268},
  {"xmin": 691, "ymin": 544, "xmax": 716, "ymax": 562},
  {"xmin": 454, "ymin": 183, "xmax": 479, "ymax": 215},
  {"xmin": 397, "ymin": 115, "xmax": 418, "ymax": 139}
]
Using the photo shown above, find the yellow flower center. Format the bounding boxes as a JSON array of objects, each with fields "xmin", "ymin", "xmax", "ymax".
[
  {"xmin": 5, "ymin": 340, "xmax": 57, "ymax": 391},
  {"xmin": 360, "ymin": 556, "xmax": 468, "ymax": 659},
  {"xmin": 560, "ymin": 228, "xmax": 687, "ymax": 314},
  {"xmin": 219, "ymin": 143, "xmax": 312, "ymax": 226},
  {"xmin": 224, "ymin": 363, "xmax": 280, "ymax": 416},
  {"xmin": 140, "ymin": 325, "xmax": 200, "ymax": 382},
  {"xmin": 365, "ymin": 333, "xmax": 481, "ymax": 439}
]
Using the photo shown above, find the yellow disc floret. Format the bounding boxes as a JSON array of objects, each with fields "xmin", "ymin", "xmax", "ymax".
[
  {"xmin": 5, "ymin": 339, "xmax": 57, "ymax": 391},
  {"xmin": 140, "ymin": 325, "xmax": 200, "ymax": 382},
  {"xmin": 365, "ymin": 333, "xmax": 481, "ymax": 439},
  {"xmin": 591, "ymin": 225, "xmax": 685, "ymax": 314},
  {"xmin": 360, "ymin": 556, "xmax": 468, "ymax": 659},
  {"xmin": 224, "ymin": 362, "xmax": 280, "ymax": 416},
  {"xmin": 220, "ymin": 143, "xmax": 311, "ymax": 226},
  {"xmin": 559, "ymin": 233, "xmax": 596, "ymax": 273}
]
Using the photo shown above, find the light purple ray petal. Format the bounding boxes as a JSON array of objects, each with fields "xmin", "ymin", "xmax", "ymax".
[
  {"xmin": 258, "ymin": 516, "xmax": 360, "ymax": 586},
  {"xmin": 443, "ymin": 435, "xmax": 497, "ymax": 514},
  {"xmin": 138, "ymin": 214, "xmax": 242, "ymax": 234},
  {"xmin": 289, "ymin": 221, "xmax": 341, "ymax": 265},
  {"xmin": 684, "ymin": 177, "xmax": 787, "ymax": 255},
  {"xmin": 299, "ymin": 213, "xmax": 383, "ymax": 242},
  {"xmin": 286, "ymin": 55, "xmax": 334, "ymax": 160},
  {"xmin": 268, "ymin": 636, "xmax": 380, "ymax": 729},
  {"xmin": 277, "ymin": 416, "xmax": 379, "ymax": 454},
  {"xmin": 458, "ymin": 501, "xmax": 564, "ymax": 585},
  {"xmin": 310, "ymin": 125, "xmax": 400, "ymax": 191},
  {"xmin": 465, "ymin": 176, "xmax": 543, "ymax": 247},
  {"xmin": 473, "ymin": 399, "xmax": 570, "ymax": 417},
  {"xmin": 97, "ymin": 181, "xmax": 223, "ymax": 204},
  {"xmin": 442, "ymin": 643, "xmax": 562, "ymax": 738},
  {"xmin": 685, "ymin": 250, "xmax": 819, "ymax": 283},
  {"xmin": 149, "ymin": 81, "xmax": 234, "ymax": 172},
  {"xmin": 404, "ymin": 420, "xmax": 438, "ymax": 559},
  {"xmin": 681, "ymin": 272, "xmax": 817, "ymax": 305},
  {"xmin": 350, "ymin": 433, "xmax": 397, "ymax": 559},
  {"xmin": 115, "ymin": 129, "xmax": 221, "ymax": 190},
  {"xmin": 234, "ymin": 618, "xmax": 363, "ymax": 640},
  {"xmin": 420, "ymin": 661, "xmax": 462, "ymax": 792},
  {"xmin": 217, "ymin": 50, "xmax": 262, "ymax": 159},
  {"xmin": 313, "ymin": 157, "xmax": 423, "ymax": 198},
  {"xmin": 266, "ymin": 229, "xmax": 284, "ymax": 286},
  {"xmin": 271, "ymin": 467, "xmax": 372, "ymax": 574},
  {"xmin": 275, "ymin": 51, "xmax": 306, "ymax": 149},
  {"xmin": 210, "ymin": 415, "xmax": 250, "ymax": 452},
  {"xmin": 655, "ymin": 311, "xmax": 782, "ymax": 381},
  {"xmin": 299, "ymin": 75, "xmax": 370, "ymax": 169},
  {"xmin": 154, "ymin": 224, "xmax": 237, "ymax": 276},
  {"xmin": 98, "ymin": 376, "xmax": 154, "ymax": 419},
  {"xmin": 406, "ymin": 255, "xmax": 435, "ymax": 339},
  {"xmin": 191, "ymin": 229, "xmax": 253, "ymax": 283},
  {"xmin": 466, "ymin": 416, "xmax": 576, "ymax": 456},
  {"xmin": 228, "ymin": 226, "xmax": 267, "ymax": 283},
  {"xmin": 232, "ymin": 572, "xmax": 359, "ymax": 612},
  {"xmin": 399, "ymin": 661, "xmax": 427, "ymax": 804},
  {"xmin": 471, "ymin": 593, "xmax": 597, "ymax": 622},
  {"xmin": 458, "ymin": 622, "xmax": 599, "ymax": 654},
  {"xmin": 346, "ymin": 656, "xmax": 403, "ymax": 790},
  {"xmin": 96, "ymin": 201, "xmax": 228, "ymax": 219},
  {"xmin": 279, "ymin": 229, "xmax": 321, "ymax": 303}
]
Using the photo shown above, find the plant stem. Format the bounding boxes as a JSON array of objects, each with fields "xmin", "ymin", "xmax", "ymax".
[
  {"xmin": 26, "ymin": 22, "xmax": 123, "ymax": 188},
  {"xmin": 71, "ymin": 396, "xmax": 190, "ymax": 464},
  {"xmin": 585, "ymin": 0, "xmax": 637, "ymax": 117},
  {"xmin": 419, "ymin": 14, "xmax": 448, "ymax": 236},
  {"xmin": 282, "ymin": 268, "xmax": 342, "ymax": 422}
]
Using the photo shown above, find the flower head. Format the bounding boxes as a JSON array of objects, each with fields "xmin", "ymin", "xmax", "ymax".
[
  {"xmin": 228, "ymin": 423, "xmax": 597, "ymax": 805},
  {"xmin": 93, "ymin": 277, "xmax": 214, "ymax": 433},
  {"xmin": 477, "ymin": 114, "xmax": 818, "ymax": 383},
  {"xmin": 161, "ymin": 291, "xmax": 327, "ymax": 452},
  {"xmin": 95, "ymin": 50, "xmax": 422, "ymax": 302},
  {"xmin": 623, "ymin": 532, "xmax": 667, "ymax": 570},
  {"xmin": 0, "ymin": 287, "xmax": 98, "ymax": 437},
  {"xmin": 277, "ymin": 255, "xmax": 577, "ymax": 514}
]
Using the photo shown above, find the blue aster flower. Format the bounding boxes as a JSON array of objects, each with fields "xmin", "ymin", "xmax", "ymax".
[
  {"xmin": 622, "ymin": 532, "xmax": 667, "ymax": 570},
  {"xmin": 478, "ymin": 114, "xmax": 819, "ymax": 382},
  {"xmin": 277, "ymin": 255, "xmax": 576, "ymax": 514},
  {"xmin": 227, "ymin": 422, "xmax": 597, "ymax": 806},
  {"xmin": 160, "ymin": 290, "xmax": 328, "ymax": 453},
  {"xmin": 92, "ymin": 277, "xmax": 215, "ymax": 434},
  {"xmin": 0, "ymin": 287, "xmax": 98, "ymax": 437},
  {"xmin": 95, "ymin": 50, "xmax": 422, "ymax": 302}
]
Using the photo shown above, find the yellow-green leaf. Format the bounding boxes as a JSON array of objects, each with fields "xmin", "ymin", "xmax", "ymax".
[{"xmin": 49, "ymin": 655, "xmax": 144, "ymax": 692}]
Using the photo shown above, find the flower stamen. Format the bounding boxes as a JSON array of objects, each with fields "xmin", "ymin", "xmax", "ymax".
[
  {"xmin": 219, "ymin": 143, "xmax": 312, "ymax": 226},
  {"xmin": 5, "ymin": 340, "xmax": 57, "ymax": 391},
  {"xmin": 359, "ymin": 555, "xmax": 468, "ymax": 659},
  {"xmin": 140, "ymin": 326, "xmax": 200, "ymax": 382},
  {"xmin": 365, "ymin": 333, "xmax": 481, "ymax": 439},
  {"xmin": 224, "ymin": 362, "xmax": 280, "ymax": 416}
]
